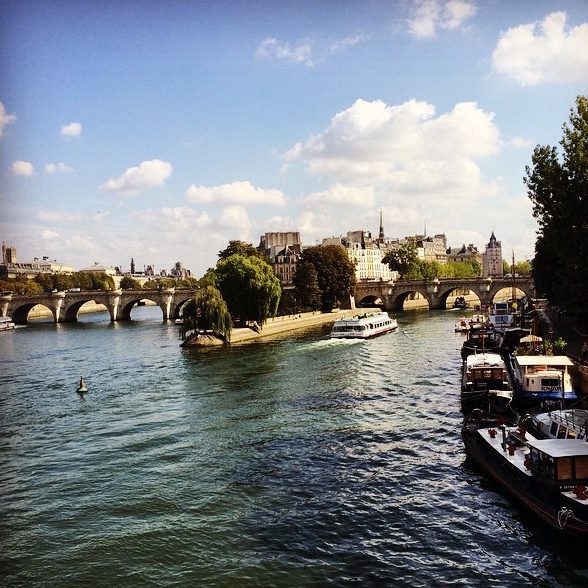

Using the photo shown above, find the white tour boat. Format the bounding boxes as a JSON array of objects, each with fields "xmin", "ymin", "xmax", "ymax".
[
  {"xmin": 0, "ymin": 316, "xmax": 16, "ymax": 331},
  {"xmin": 330, "ymin": 311, "xmax": 398, "ymax": 339}
]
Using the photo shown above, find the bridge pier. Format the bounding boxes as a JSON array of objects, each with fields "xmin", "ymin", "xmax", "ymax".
[
  {"xmin": 0, "ymin": 292, "xmax": 12, "ymax": 317},
  {"xmin": 51, "ymin": 291, "xmax": 65, "ymax": 322},
  {"xmin": 106, "ymin": 290, "xmax": 123, "ymax": 322},
  {"xmin": 159, "ymin": 288, "xmax": 175, "ymax": 321}
]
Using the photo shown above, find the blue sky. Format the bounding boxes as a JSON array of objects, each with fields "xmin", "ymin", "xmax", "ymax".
[{"xmin": 1, "ymin": 0, "xmax": 587, "ymax": 277}]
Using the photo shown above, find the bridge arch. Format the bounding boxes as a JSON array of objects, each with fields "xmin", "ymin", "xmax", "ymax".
[
  {"xmin": 435, "ymin": 285, "xmax": 482, "ymax": 309},
  {"xmin": 11, "ymin": 302, "xmax": 54, "ymax": 324},
  {"xmin": 62, "ymin": 298, "xmax": 108, "ymax": 322},
  {"xmin": 117, "ymin": 295, "xmax": 167, "ymax": 321},
  {"xmin": 386, "ymin": 288, "xmax": 432, "ymax": 311},
  {"xmin": 172, "ymin": 294, "xmax": 194, "ymax": 319}
]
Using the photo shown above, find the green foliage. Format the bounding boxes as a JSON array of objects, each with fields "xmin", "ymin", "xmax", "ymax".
[
  {"xmin": 292, "ymin": 261, "xmax": 322, "ymax": 311},
  {"xmin": 198, "ymin": 268, "xmax": 218, "ymax": 287},
  {"xmin": 543, "ymin": 337, "xmax": 567, "ymax": 355},
  {"xmin": 297, "ymin": 245, "xmax": 356, "ymax": 312},
  {"xmin": 215, "ymin": 254, "xmax": 281, "ymax": 326},
  {"xmin": 439, "ymin": 260, "xmax": 481, "ymax": 278},
  {"xmin": 0, "ymin": 277, "xmax": 43, "ymax": 294},
  {"xmin": 404, "ymin": 259, "xmax": 439, "ymax": 280},
  {"xmin": 176, "ymin": 277, "xmax": 199, "ymax": 289},
  {"xmin": 218, "ymin": 240, "xmax": 263, "ymax": 260},
  {"xmin": 182, "ymin": 285, "xmax": 232, "ymax": 341},
  {"xmin": 30, "ymin": 271, "xmax": 115, "ymax": 291},
  {"xmin": 142, "ymin": 277, "xmax": 176, "ymax": 290},
  {"xmin": 525, "ymin": 95, "xmax": 588, "ymax": 317},
  {"xmin": 120, "ymin": 275, "xmax": 142, "ymax": 289},
  {"xmin": 382, "ymin": 243, "xmax": 418, "ymax": 278}
]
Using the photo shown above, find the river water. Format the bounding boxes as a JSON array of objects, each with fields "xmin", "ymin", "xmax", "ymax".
[{"xmin": 2, "ymin": 306, "xmax": 588, "ymax": 587}]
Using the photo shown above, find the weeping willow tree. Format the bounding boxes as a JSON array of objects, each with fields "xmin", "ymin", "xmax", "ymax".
[
  {"xmin": 182, "ymin": 285, "xmax": 232, "ymax": 342},
  {"xmin": 215, "ymin": 254, "xmax": 281, "ymax": 327}
]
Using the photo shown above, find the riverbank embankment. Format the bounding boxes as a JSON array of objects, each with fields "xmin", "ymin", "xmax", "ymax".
[{"xmin": 228, "ymin": 308, "xmax": 362, "ymax": 343}]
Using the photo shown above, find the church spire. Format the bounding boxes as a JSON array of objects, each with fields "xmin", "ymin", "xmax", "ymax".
[{"xmin": 378, "ymin": 207, "xmax": 384, "ymax": 243}]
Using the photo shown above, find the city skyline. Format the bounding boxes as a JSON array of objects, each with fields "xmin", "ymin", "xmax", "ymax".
[{"xmin": 1, "ymin": 1, "xmax": 587, "ymax": 277}]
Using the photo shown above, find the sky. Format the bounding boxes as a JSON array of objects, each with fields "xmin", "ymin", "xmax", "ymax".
[{"xmin": 1, "ymin": 0, "xmax": 587, "ymax": 278}]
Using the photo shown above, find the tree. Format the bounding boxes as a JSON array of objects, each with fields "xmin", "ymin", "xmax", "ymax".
[
  {"xmin": 218, "ymin": 240, "xmax": 263, "ymax": 260},
  {"xmin": 120, "ymin": 275, "xmax": 142, "ymax": 289},
  {"xmin": 182, "ymin": 285, "xmax": 232, "ymax": 341},
  {"xmin": 524, "ymin": 95, "xmax": 588, "ymax": 318},
  {"xmin": 382, "ymin": 243, "xmax": 418, "ymax": 278},
  {"xmin": 298, "ymin": 245, "xmax": 356, "ymax": 312},
  {"xmin": 404, "ymin": 259, "xmax": 439, "ymax": 280},
  {"xmin": 292, "ymin": 261, "xmax": 322, "ymax": 311},
  {"xmin": 215, "ymin": 254, "xmax": 281, "ymax": 326}
]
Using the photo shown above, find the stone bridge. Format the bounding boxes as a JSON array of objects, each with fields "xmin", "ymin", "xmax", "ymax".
[
  {"xmin": 354, "ymin": 277, "xmax": 536, "ymax": 311},
  {"xmin": 0, "ymin": 289, "xmax": 197, "ymax": 324}
]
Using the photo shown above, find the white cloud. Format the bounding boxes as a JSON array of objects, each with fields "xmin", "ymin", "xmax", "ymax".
[
  {"xmin": 330, "ymin": 34, "xmax": 367, "ymax": 54},
  {"xmin": 492, "ymin": 11, "xmax": 588, "ymax": 85},
  {"xmin": 507, "ymin": 136, "xmax": 534, "ymax": 149},
  {"xmin": 408, "ymin": 0, "xmax": 477, "ymax": 39},
  {"xmin": 284, "ymin": 98, "xmax": 500, "ymax": 193},
  {"xmin": 60, "ymin": 121, "xmax": 82, "ymax": 138},
  {"xmin": 441, "ymin": 1, "xmax": 477, "ymax": 31},
  {"xmin": 41, "ymin": 229, "xmax": 60, "ymax": 240},
  {"xmin": 186, "ymin": 180, "xmax": 287, "ymax": 206},
  {"xmin": 301, "ymin": 184, "xmax": 375, "ymax": 206},
  {"xmin": 100, "ymin": 159, "xmax": 173, "ymax": 195},
  {"xmin": 216, "ymin": 205, "xmax": 252, "ymax": 230},
  {"xmin": 45, "ymin": 162, "xmax": 73, "ymax": 174},
  {"xmin": 0, "ymin": 101, "xmax": 17, "ymax": 138},
  {"xmin": 10, "ymin": 160, "xmax": 34, "ymax": 176},
  {"xmin": 255, "ymin": 37, "xmax": 314, "ymax": 67},
  {"xmin": 37, "ymin": 210, "xmax": 106, "ymax": 223}
]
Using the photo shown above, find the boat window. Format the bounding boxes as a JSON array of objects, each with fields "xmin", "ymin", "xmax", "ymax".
[
  {"xmin": 556, "ymin": 457, "xmax": 573, "ymax": 481},
  {"xmin": 558, "ymin": 426, "xmax": 567, "ymax": 439},
  {"xmin": 541, "ymin": 378, "xmax": 560, "ymax": 387},
  {"xmin": 575, "ymin": 456, "xmax": 588, "ymax": 479},
  {"xmin": 567, "ymin": 429, "xmax": 577, "ymax": 439},
  {"xmin": 550, "ymin": 422, "xmax": 559, "ymax": 437}
]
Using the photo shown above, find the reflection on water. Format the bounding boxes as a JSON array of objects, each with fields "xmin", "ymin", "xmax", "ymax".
[{"xmin": 1, "ymin": 307, "xmax": 588, "ymax": 587}]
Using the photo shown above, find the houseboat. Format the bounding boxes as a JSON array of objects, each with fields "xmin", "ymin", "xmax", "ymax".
[
  {"xmin": 460, "ymin": 323, "xmax": 501, "ymax": 360},
  {"xmin": 522, "ymin": 408, "xmax": 588, "ymax": 441},
  {"xmin": 506, "ymin": 354, "xmax": 577, "ymax": 405},
  {"xmin": 330, "ymin": 312, "xmax": 398, "ymax": 339},
  {"xmin": 488, "ymin": 300, "xmax": 521, "ymax": 331},
  {"xmin": 463, "ymin": 409, "xmax": 588, "ymax": 539},
  {"xmin": 461, "ymin": 352, "xmax": 513, "ymax": 413}
]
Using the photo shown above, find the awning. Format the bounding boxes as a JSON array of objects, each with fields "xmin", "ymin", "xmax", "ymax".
[{"xmin": 520, "ymin": 334, "xmax": 543, "ymax": 343}]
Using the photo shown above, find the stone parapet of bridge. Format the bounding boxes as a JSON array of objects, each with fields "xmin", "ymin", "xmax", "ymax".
[
  {"xmin": 3, "ymin": 289, "xmax": 198, "ymax": 324},
  {"xmin": 354, "ymin": 277, "xmax": 536, "ymax": 311}
]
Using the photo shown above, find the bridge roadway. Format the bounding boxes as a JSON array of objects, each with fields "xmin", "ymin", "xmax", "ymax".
[
  {"xmin": 0, "ymin": 277, "xmax": 535, "ymax": 324},
  {"xmin": 1, "ymin": 288, "xmax": 197, "ymax": 324}
]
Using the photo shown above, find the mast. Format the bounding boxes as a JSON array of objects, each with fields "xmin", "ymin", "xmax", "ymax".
[{"xmin": 511, "ymin": 250, "xmax": 516, "ymax": 302}]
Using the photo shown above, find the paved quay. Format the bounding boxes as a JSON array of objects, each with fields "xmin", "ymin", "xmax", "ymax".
[{"xmin": 229, "ymin": 308, "xmax": 361, "ymax": 343}]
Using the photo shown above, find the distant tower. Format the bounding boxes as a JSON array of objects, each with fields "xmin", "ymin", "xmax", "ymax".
[
  {"xmin": 2, "ymin": 243, "xmax": 17, "ymax": 265},
  {"xmin": 130, "ymin": 257, "xmax": 135, "ymax": 274},
  {"xmin": 482, "ymin": 231, "xmax": 502, "ymax": 277},
  {"xmin": 378, "ymin": 208, "xmax": 385, "ymax": 244}
]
